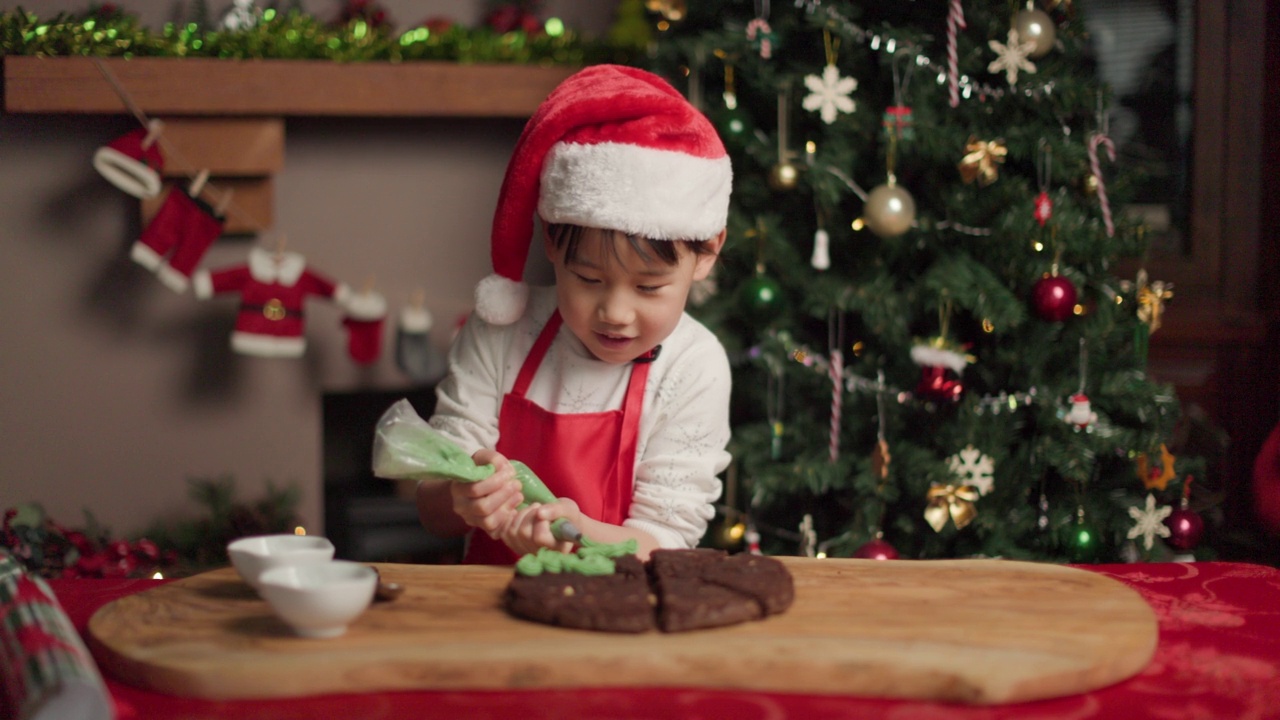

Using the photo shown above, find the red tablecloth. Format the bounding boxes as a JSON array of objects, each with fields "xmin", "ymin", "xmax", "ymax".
[{"xmin": 49, "ymin": 562, "xmax": 1280, "ymax": 720}]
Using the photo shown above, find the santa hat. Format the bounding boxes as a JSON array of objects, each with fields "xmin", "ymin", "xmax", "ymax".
[
  {"xmin": 475, "ymin": 64, "xmax": 733, "ymax": 325},
  {"xmin": 93, "ymin": 121, "xmax": 165, "ymax": 199}
]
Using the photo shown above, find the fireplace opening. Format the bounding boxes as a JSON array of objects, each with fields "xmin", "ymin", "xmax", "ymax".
[{"xmin": 322, "ymin": 385, "xmax": 463, "ymax": 563}]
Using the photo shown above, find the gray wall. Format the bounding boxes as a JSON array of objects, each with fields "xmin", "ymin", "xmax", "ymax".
[{"xmin": 1, "ymin": 0, "xmax": 615, "ymax": 537}]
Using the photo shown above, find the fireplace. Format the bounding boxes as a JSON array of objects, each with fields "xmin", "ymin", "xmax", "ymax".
[{"xmin": 322, "ymin": 385, "xmax": 463, "ymax": 563}]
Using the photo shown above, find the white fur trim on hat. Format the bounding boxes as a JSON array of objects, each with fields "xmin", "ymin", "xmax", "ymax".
[
  {"xmin": 475, "ymin": 273, "xmax": 529, "ymax": 325},
  {"xmin": 93, "ymin": 146, "xmax": 164, "ymax": 199},
  {"xmin": 910, "ymin": 344, "xmax": 969, "ymax": 374},
  {"xmin": 538, "ymin": 141, "xmax": 732, "ymax": 241}
]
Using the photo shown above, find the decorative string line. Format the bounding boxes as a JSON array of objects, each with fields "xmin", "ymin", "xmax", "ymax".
[
  {"xmin": 821, "ymin": 6, "xmax": 1059, "ymax": 104},
  {"xmin": 946, "ymin": 0, "xmax": 965, "ymax": 108},
  {"xmin": 823, "ymin": 167, "xmax": 994, "ymax": 237},
  {"xmin": 1087, "ymin": 131, "xmax": 1116, "ymax": 237},
  {"xmin": 91, "ymin": 58, "xmax": 269, "ymax": 232}
]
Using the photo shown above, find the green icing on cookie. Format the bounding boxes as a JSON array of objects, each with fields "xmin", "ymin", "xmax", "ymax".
[
  {"xmin": 515, "ymin": 546, "xmax": 621, "ymax": 576},
  {"xmin": 577, "ymin": 537, "xmax": 639, "ymax": 559}
]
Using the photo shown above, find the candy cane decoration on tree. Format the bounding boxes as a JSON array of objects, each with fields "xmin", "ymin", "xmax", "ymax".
[
  {"xmin": 828, "ymin": 309, "xmax": 845, "ymax": 463},
  {"xmin": 946, "ymin": 0, "xmax": 965, "ymax": 107},
  {"xmin": 1088, "ymin": 131, "xmax": 1116, "ymax": 237}
]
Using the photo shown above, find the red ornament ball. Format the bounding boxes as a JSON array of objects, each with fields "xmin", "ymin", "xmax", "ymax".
[
  {"xmin": 1164, "ymin": 506, "xmax": 1204, "ymax": 551},
  {"xmin": 853, "ymin": 538, "xmax": 899, "ymax": 560},
  {"xmin": 1032, "ymin": 274, "xmax": 1078, "ymax": 322}
]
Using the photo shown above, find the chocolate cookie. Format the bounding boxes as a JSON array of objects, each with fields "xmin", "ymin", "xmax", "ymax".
[{"xmin": 503, "ymin": 549, "xmax": 794, "ymax": 633}]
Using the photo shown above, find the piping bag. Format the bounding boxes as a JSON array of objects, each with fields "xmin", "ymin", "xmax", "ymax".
[{"xmin": 371, "ymin": 399, "xmax": 583, "ymax": 543}]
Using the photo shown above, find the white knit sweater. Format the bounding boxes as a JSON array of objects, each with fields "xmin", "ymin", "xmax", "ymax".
[{"xmin": 428, "ymin": 287, "xmax": 731, "ymax": 549}]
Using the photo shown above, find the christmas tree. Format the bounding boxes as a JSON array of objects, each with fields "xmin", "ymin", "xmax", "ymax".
[{"xmin": 644, "ymin": 0, "xmax": 1206, "ymax": 562}]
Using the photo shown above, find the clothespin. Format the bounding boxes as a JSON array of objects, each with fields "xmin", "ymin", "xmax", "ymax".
[
  {"xmin": 142, "ymin": 119, "xmax": 164, "ymax": 150},
  {"xmin": 214, "ymin": 188, "xmax": 234, "ymax": 216},
  {"xmin": 189, "ymin": 169, "xmax": 210, "ymax": 196}
]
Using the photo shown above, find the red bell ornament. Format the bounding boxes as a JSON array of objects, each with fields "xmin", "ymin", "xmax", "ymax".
[{"xmin": 1032, "ymin": 273, "xmax": 1077, "ymax": 322}]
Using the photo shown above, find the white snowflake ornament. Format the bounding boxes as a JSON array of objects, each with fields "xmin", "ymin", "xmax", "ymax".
[
  {"xmin": 1127, "ymin": 493, "xmax": 1173, "ymax": 551},
  {"xmin": 948, "ymin": 444, "xmax": 995, "ymax": 496},
  {"xmin": 988, "ymin": 28, "xmax": 1037, "ymax": 86},
  {"xmin": 803, "ymin": 64, "xmax": 858, "ymax": 124}
]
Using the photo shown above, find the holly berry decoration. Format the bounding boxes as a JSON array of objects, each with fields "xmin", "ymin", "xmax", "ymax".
[
  {"xmin": 336, "ymin": 0, "xmax": 391, "ymax": 28},
  {"xmin": 853, "ymin": 533, "xmax": 899, "ymax": 560},
  {"xmin": 484, "ymin": 1, "xmax": 544, "ymax": 35},
  {"xmin": 1032, "ymin": 272, "xmax": 1077, "ymax": 322},
  {"xmin": 1164, "ymin": 477, "xmax": 1204, "ymax": 551}
]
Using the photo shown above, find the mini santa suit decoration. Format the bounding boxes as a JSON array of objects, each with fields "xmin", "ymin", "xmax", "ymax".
[
  {"xmin": 131, "ymin": 176, "xmax": 227, "ymax": 294},
  {"xmin": 193, "ymin": 246, "xmax": 359, "ymax": 358},
  {"xmin": 475, "ymin": 64, "xmax": 733, "ymax": 325},
  {"xmin": 342, "ymin": 291, "xmax": 388, "ymax": 365},
  {"xmin": 93, "ymin": 120, "xmax": 165, "ymax": 199}
]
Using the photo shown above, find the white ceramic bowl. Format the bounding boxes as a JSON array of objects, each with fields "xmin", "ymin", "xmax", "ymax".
[
  {"xmin": 257, "ymin": 561, "xmax": 377, "ymax": 638},
  {"xmin": 227, "ymin": 534, "xmax": 335, "ymax": 590}
]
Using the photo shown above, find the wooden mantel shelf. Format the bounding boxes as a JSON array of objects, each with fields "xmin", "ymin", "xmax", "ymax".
[
  {"xmin": 2, "ymin": 56, "xmax": 577, "ymax": 232},
  {"xmin": 1, "ymin": 56, "xmax": 577, "ymax": 117}
]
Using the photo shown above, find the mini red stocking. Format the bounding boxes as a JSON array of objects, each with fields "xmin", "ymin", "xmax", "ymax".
[
  {"xmin": 342, "ymin": 291, "xmax": 387, "ymax": 365},
  {"xmin": 131, "ymin": 185, "xmax": 225, "ymax": 294}
]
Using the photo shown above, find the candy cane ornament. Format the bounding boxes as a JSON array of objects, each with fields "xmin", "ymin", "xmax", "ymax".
[
  {"xmin": 946, "ymin": 0, "xmax": 966, "ymax": 108},
  {"xmin": 1087, "ymin": 132, "xmax": 1116, "ymax": 237},
  {"xmin": 747, "ymin": 18, "xmax": 773, "ymax": 59},
  {"xmin": 829, "ymin": 348, "xmax": 843, "ymax": 462}
]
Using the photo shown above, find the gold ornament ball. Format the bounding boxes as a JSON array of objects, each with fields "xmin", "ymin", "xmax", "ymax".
[
  {"xmin": 1014, "ymin": 9, "xmax": 1056, "ymax": 58},
  {"xmin": 769, "ymin": 162, "xmax": 800, "ymax": 190},
  {"xmin": 863, "ymin": 183, "xmax": 917, "ymax": 238},
  {"xmin": 1083, "ymin": 173, "xmax": 1099, "ymax": 195}
]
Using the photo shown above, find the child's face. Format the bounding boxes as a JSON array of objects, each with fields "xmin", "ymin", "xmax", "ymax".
[{"xmin": 545, "ymin": 227, "xmax": 724, "ymax": 365}]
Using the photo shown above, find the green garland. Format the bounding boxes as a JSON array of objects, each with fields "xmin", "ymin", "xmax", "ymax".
[{"xmin": 0, "ymin": 6, "xmax": 629, "ymax": 65}]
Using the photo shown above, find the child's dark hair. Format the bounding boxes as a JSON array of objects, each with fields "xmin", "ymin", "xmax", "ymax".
[{"xmin": 548, "ymin": 223, "xmax": 715, "ymax": 266}]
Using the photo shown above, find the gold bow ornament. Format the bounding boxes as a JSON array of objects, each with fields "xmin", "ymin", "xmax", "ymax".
[
  {"xmin": 924, "ymin": 482, "xmax": 980, "ymax": 532},
  {"xmin": 1137, "ymin": 277, "xmax": 1174, "ymax": 334},
  {"xmin": 958, "ymin": 137, "xmax": 1007, "ymax": 186}
]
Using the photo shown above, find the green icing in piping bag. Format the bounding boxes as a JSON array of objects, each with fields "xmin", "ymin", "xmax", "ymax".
[{"xmin": 372, "ymin": 399, "xmax": 584, "ymax": 543}]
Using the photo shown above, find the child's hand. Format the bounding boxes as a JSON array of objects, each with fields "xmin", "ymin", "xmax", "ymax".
[
  {"xmin": 450, "ymin": 449, "xmax": 524, "ymax": 538},
  {"xmin": 498, "ymin": 497, "xmax": 583, "ymax": 556}
]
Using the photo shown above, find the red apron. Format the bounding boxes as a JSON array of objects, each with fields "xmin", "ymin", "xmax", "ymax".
[{"xmin": 464, "ymin": 310, "xmax": 653, "ymax": 565}]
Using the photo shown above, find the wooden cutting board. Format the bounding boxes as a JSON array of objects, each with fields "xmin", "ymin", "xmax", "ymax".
[{"xmin": 87, "ymin": 557, "xmax": 1156, "ymax": 705}]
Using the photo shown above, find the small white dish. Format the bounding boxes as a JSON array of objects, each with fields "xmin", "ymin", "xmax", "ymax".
[
  {"xmin": 227, "ymin": 534, "xmax": 335, "ymax": 590},
  {"xmin": 257, "ymin": 561, "xmax": 377, "ymax": 638}
]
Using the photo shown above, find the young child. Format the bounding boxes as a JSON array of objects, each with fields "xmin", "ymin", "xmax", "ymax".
[{"xmin": 415, "ymin": 64, "xmax": 734, "ymax": 564}]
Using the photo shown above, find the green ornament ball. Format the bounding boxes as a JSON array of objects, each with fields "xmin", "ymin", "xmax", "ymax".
[
  {"xmin": 1067, "ymin": 517, "xmax": 1101, "ymax": 563},
  {"xmin": 739, "ymin": 274, "xmax": 783, "ymax": 313}
]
